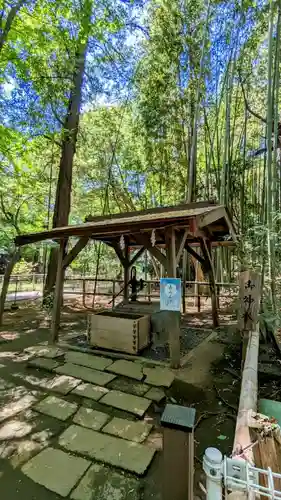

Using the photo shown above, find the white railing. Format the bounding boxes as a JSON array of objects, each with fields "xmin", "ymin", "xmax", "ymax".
[{"xmin": 204, "ymin": 448, "xmax": 281, "ymax": 499}]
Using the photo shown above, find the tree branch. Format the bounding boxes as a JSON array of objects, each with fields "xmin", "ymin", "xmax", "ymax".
[{"xmin": 239, "ymin": 73, "xmax": 266, "ymax": 124}]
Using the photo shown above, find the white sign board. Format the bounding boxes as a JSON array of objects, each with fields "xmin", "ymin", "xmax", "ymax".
[{"xmin": 160, "ymin": 278, "xmax": 181, "ymax": 312}]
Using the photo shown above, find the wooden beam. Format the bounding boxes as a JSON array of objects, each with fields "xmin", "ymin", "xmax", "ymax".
[
  {"xmin": 50, "ymin": 239, "xmax": 67, "ymax": 343},
  {"xmin": 63, "ymin": 236, "xmax": 89, "ymax": 269},
  {"xmin": 197, "ymin": 206, "xmax": 225, "ymax": 228},
  {"xmin": 185, "ymin": 243, "xmax": 206, "ymax": 268},
  {"xmin": 111, "ymin": 242, "xmax": 128, "ymax": 267},
  {"xmin": 134, "ymin": 233, "xmax": 167, "ymax": 269},
  {"xmin": 176, "ymin": 229, "xmax": 188, "ymax": 265},
  {"xmin": 129, "ymin": 246, "xmax": 145, "ymax": 267}
]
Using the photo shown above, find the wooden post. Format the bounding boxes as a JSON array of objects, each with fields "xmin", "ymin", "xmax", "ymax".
[
  {"xmin": 123, "ymin": 241, "xmax": 130, "ymax": 303},
  {"xmin": 165, "ymin": 228, "xmax": 181, "ymax": 369},
  {"xmin": 0, "ymin": 249, "xmax": 21, "ymax": 326},
  {"xmin": 182, "ymin": 250, "xmax": 187, "ymax": 314},
  {"xmin": 112, "ymin": 280, "xmax": 116, "ymax": 308},
  {"xmin": 237, "ymin": 270, "xmax": 261, "ymax": 367},
  {"xmin": 201, "ymin": 239, "xmax": 219, "ymax": 328},
  {"xmin": 161, "ymin": 404, "xmax": 196, "ymax": 500},
  {"xmin": 50, "ymin": 239, "xmax": 67, "ymax": 343}
]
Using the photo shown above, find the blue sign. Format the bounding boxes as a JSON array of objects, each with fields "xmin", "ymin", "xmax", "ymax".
[{"xmin": 160, "ymin": 278, "xmax": 181, "ymax": 311}]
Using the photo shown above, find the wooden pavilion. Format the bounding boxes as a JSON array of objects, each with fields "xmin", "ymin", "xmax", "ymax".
[{"xmin": 15, "ymin": 201, "xmax": 237, "ymax": 364}]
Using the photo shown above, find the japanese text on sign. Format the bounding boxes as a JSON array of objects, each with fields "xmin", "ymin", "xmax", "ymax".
[{"xmin": 160, "ymin": 278, "xmax": 181, "ymax": 312}]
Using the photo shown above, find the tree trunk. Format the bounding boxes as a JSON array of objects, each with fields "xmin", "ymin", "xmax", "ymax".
[
  {"xmin": 0, "ymin": 250, "xmax": 21, "ymax": 326},
  {"xmin": 44, "ymin": 4, "xmax": 91, "ymax": 297},
  {"xmin": 0, "ymin": 0, "xmax": 26, "ymax": 53}
]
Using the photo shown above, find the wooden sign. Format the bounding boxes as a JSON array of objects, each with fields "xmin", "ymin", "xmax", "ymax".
[{"xmin": 237, "ymin": 270, "xmax": 261, "ymax": 332}]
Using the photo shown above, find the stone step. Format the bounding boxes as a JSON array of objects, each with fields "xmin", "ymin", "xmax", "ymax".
[
  {"xmin": 102, "ymin": 416, "xmax": 152, "ymax": 443},
  {"xmin": 100, "ymin": 390, "xmax": 151, "ymax": 417},
  {"xmin": 34, "ymin": 395, "xmax": 78, "ymax": 421},
  {"xmin": 71, "ymin": 382, "xmax": 109, "ymax": 401},
  {"xmin": 59, "ymin": 424, "xmax": 156, "ymax": 476},
  {"xmin": 55, "ymin": 363, "xmax": 116, "ymax": 386},
  {"xmin": 107, "ymin": 359, "xmax": 144, "ymax": 381},
  {"xmin": 65, "ymin": 351, "xmax": 113, "ymax": 371},
  {"xmin": 70, "ymin": 463, "xmax": 139, "ymax": 500}
]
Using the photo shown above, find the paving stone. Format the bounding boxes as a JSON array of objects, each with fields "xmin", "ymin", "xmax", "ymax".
[
  {"xmin": 65, "ymin": 351, "xmax": 112, "ymax": 371},
  {"xmin": 22, "ymin": 446, "xmax": 90, "ymax": 497},
  {"xmin": 71, "ymin": 383, "xmax": 109, "ymax": 401},
  {"xmin": 34, "ymin": 395, "xmax": 77, "ymax": 421},
  {"xmin": 46, "ymin": 375, "xmax": 81, "ymax": 395},
  {"xmin": 73, "ymin": 407, "xmax": 110, "ymax": 431},
  {"xmin": 0, "ymin": 394, "xmax": 38, "ymax": 423},
  {"xmin": 24, "ymin": 345, "xmax": 64, "ymax": 358},
  {"xmin": 55, "ymin": 363, "xmax": 116, "ymax": 386},
  {"xmin": 144, "ymin": 387, "xmax": 166, "ymax": 403},
  {"xmin": 143, "ymin": 367, "xmax": 174, "ymax": 388},
  {"xmin": 103, "ymin": 417, "xmax": 152, "ymax": 443},
  {"xmin": 59, "ymin": 424, "xmax": 156, "ymax": 476},
  {"xmin": 71, "ymin": 462, "xmax": 139, "ymax": 500},
  {"xmin": 100, "ymin": 390, "xmax": 151, "ymax": 417},
  {"xmin": 108, "ymin": 377, "xmax": 150, "ymax": 396},
  {"xmin": 107, "ymin": 360, "xmax": 144, "ymax": 381},
  {"xmin": 28, "ymin": 357, "xmax": 60, "ymax": 372}
]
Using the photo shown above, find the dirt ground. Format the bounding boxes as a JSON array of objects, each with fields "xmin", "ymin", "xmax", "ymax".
[{"xmin": 0, "ymin": 301, "xmax": 246, "ymax": 499}]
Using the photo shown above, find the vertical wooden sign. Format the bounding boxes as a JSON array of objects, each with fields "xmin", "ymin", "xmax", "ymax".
[{"xmin": 237, "ymin": 270, "xmax": 261, "ymax": 332}]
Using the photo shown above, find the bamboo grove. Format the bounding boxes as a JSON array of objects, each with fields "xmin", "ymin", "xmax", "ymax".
[{"xmin": 0, "ymin": 0, "xmax": 281, "ymax": 315}]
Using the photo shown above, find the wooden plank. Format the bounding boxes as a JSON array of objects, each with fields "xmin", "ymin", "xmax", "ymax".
[
  {"xmin": 176, "ymin": 230, "xmax": 188, "ymax": 265},
  {"xmin": 50, "ymin": 239, "xmax": 67, "ymax": 343},
  {"xmin": 63, "ymin": 236, "xmax": 89, "ymax": 269},
  {"xmin": 237, "ymin": 271, "xmax": 261, "ymax": 332}
]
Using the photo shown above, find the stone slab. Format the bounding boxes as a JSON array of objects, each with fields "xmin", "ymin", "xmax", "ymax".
[
  {"xmin": 65, "ymin": 351, "xmax": 113, "ymax": 371},
  {"xmin": 71, "ymin": 462, "xmax": 139, "ymax": 500},
  {"xmin": 143, "ymin": 367, "xmax": 174, "ymax": 388},
  {"xmin": 103, "ymin": 417, "xmax": 152, "ymax": 443},
  {"xmin": 22, "ymin": 446, "xmax": 90, "ymax": 497},
  {"xmin": 108, "ymin": 378, "xmax": 149, "ymax": 396},
  {"xmin": 55, "ymin": 363, "xmax": 116, "ymax": 386},
  {"xmin": 24, "ymin": 345, "xmax": 64, "ymax": 358},
  {"xmin": 107, "ymin": 360, "xmax": 143, "ymax": 381},
  {"xmin": 100, "ymin": 390, "xmax": 151, "ymax": 417},
  {"xmin": 73, "ymin": 407, "xmax": 110, "ymax": 431},
  {"xmin": 28, "ymin": 357, "xmax": 60, "ymax": 372},
  {"xmin": 46, "ymin": 375, "xmax": 81, "ymax": 395},
  {"xmin": 34, "ymin": 395, "xmax": 77, "ymax": 421},
  {"xmin": 71, "ymin": 383, "xmax": 109, "ymax": 401},
  {"xmin": 0, "ymin": 394, "xmax": 37, "ymax": 423},
  {"xmin": 59, "ymin": 424, "xmax": 156, "ymax": 476},
  {"xmin": 144, "ymin": 387, "xmax": 166, "ymax": 403}
]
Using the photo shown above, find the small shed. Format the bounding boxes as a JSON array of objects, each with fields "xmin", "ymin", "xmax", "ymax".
[{"xmin": 14, "ymin": 201, "xmax": 237, "ymax": 365}]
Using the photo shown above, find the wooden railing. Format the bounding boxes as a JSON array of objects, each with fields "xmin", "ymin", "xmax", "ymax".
[{"xmin": 0, "ymin": 274, "xmax": 239, "ymax": 310}]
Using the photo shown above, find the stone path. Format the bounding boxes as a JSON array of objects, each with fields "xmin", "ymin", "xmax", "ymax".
[{"xmin": 0, "ymin": 346, "xmax": 174, "ymax": 498}]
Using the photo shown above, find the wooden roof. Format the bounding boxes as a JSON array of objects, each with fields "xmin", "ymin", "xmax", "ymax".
[{"xmin": 15, "ymin": 201, "xmax": 237, "ymax": 247}]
